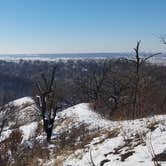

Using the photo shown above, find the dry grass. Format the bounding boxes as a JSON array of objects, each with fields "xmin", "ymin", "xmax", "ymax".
[{"xmin": 0, "ymin": 129, "xmax": 23, "ymax": 166}]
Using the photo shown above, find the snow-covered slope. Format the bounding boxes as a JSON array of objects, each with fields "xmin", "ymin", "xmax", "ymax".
[
  {"xmin": 0, "ymin": 97, "xmax": 166, "ymax": 166},
  {"xmin": 63, "ymin": 116, "xmax": 166, "ymax": 166},
  {"xmin": 0, "ymin": 97, "xmax": 39, "ymax": 128},
  {"xmin": 54, "ymin": 104, "xmax": 166, "ymax": 166},
  {"xmin": 0, "ymin": 97, "xmax": 39, "ymax": 143},
  {"xmin": 54, "ymin": 103, "xmax": 112, "ymax": 131}
]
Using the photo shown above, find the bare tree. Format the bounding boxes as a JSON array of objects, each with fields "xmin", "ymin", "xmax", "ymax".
[
  {"xmin": 35, "ymin": 66, "xmax": 59, "ymax": 142},
  {"xmin": 132, "ymin": 40, "xmax": 161, "ymax": 119},
  {"xmin": 75, "ymin": 60, "xmax": 110, "ymax": 110},
  {"xmin": 101, "ymin": 70, "xmax": 131, "ymax": 117}
]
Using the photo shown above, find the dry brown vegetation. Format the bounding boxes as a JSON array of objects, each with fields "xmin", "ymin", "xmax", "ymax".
[
  {"xmin": 77, "ymin": 42, "xmax": 166, "ymax": 120},
  {"xmin": 0, "ymin": 129, "xmax": 23, "ymax": 166}
]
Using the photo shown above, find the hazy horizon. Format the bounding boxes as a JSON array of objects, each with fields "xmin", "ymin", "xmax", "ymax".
[{"xmin": 0, "ymin": 51, "xmax": 165, "ymax": 55}]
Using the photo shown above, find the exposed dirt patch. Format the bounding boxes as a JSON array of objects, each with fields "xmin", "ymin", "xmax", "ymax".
[
  {"xmin": 153, "ymin": 152, "xmax": 166, "ymax": 161},
  {"xmin": 120, "ymin": 151, "xmax": 135, "ymax": 161},
  {"xmin": 100, "ymin": 159, "xmax": 110, "ymax": 166}
]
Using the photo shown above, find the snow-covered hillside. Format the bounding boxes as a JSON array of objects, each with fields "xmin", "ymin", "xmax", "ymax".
[{"xmin": 0, "ymin": 97, "xmax": 166, "ymax": 166}]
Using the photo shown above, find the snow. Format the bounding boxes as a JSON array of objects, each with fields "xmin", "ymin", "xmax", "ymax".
[
  {"xmin": 0, "ymin": 97, "xmax": 37, "ymax": 143},
  {"xmin": 63, "ymin": 118, "xmax": 166, "ymax": 165},
  {"xmin": 0, "ymin": 129, "xmax": 12, "ymax": 142},
  {"xmin": 1, "ymin": 97, "xmax": 166, "ymax": 166},
  {"xmin": 58, "ymin": 103, "xmax": 166, "ymax": 166},
  {"xmin": 43, "ymin": 159, "xmax": 56, "ymax": 166},
  {"xmin": 55, "ymin": 103, "xmax": 112, "ymax": 130},
  {"xmin": 64, "ymin": 136, "xmax": 124, "ymax": 166},
  {"xmin": 1, "ymin": 97, "xmax": 39, "ymax": 128},
  {"xmin": 19, "ymin": 122, "xmax": 38, "ymax": 143},
  {"xmin": 12, "ymin": 97, "xmax": 34, "ymax": 107}
]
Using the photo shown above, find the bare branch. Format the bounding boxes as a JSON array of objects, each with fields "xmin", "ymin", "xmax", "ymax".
[
  {"xmin": 160, "ymin": 35, "xmax": 166, "ymax": 45},
  {"xmin": 142, "ymin": 52, "xmax": 161, "ymax": 62},
  {"xmin": 41, "ymin": 73, "xmax": 49, "ymax": 90},
  {"xmin": 36, "ymin": 82, "xmax": 42, "ymax": 94}
]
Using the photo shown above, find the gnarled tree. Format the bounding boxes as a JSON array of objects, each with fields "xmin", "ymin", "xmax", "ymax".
[{"xmin": 35, "ymin": 66, "xmax": 59, "ymax": 142}]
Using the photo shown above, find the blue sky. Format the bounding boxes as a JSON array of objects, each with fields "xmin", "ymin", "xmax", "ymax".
[{"xmin": 0, "ymin": 0, "xmax": 166, "ymax": 54}]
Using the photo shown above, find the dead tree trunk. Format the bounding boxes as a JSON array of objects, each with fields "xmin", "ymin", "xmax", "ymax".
[
  {"xmin": 132, "ymin": 41, "xmax": 141, "ymax": 119},
  {"xmin": 75, "ymin": 60, "xmax": 109, "ymax": 111},
  {"xmin": 132, "ymin": 41, "xmax": 161, "ymax": 119}
]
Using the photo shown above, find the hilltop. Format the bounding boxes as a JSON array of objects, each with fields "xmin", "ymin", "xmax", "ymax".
[{"xmin": 0, "ymin": 97, "xmax": 166, "ymax": 165}]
